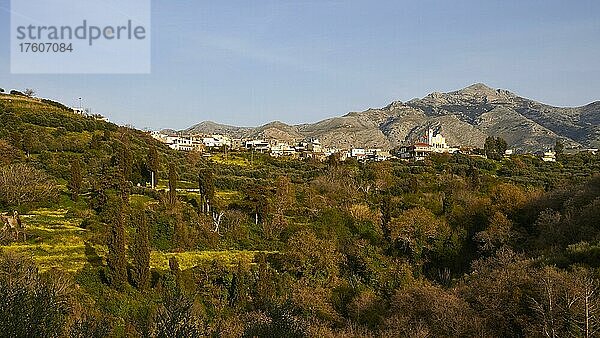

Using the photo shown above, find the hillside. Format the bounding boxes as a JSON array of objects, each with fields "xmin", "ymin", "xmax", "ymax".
[
  {"xmin": 183, "ymin": 83, "xmax": 599, "ymax": 151},
  {"xmin": 2, "ymin": 91, "xmax": 600, "ymax": 336}
]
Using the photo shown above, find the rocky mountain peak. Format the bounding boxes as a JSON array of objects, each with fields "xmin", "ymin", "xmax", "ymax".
[
  {"xmin": 260, "ymin": 121, "xmax": 291, "ymax": 129},
  {"xmin": 457, "ymin": 83, "xmax": 497, "ymax": 94},
  {"xmin": 182, "ymin": 83, "xmax": 599, "ymax": 151}
]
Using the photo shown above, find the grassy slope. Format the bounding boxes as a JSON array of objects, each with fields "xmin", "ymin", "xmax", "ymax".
[
  {"xmin": 4, "ymin": 206, "xmax": 263, "ymax": 273},
  {"xmin": 0, "ymin": 94, "xmax": 267, "ymax": 273}
]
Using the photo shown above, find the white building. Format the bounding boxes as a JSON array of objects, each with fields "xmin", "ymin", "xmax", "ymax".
[
  {"xmin": 168, "ymin": 136, "xmax": 196, "ymax": 151},
  {"xmin": 152, "ymin": 134, "xmax": 204, "ymax": 152},
  {"xmin": 305, "ymin": 138, "xmax": 322, "ymax": 153},
  {"xmin": 270, "ymin": 142, "xmax": 297, "ymax": 157},
  {"xmin": 369, "ymin": 149, "xmax": 392, "ymax": 161},
  {"xmin": 150, "ymin": 131, "xmax": 167, "ymax": 142},
  {"xmin": 245, "ymin": 139, "xmax": 271, "ymax": 153},
  {"xmin": 398, "ymin": 128, "xmax": 459, "ymax": 160},
  {"xmin": 201, "ymin": 134, "xmax": 232, "ymax": 148},
  {"xmin": 351, "ymin": 148, "xmax": 367, "ymax": 160},
  {"xmin": 542, "ymin": 150, "xmax": 557, "ymax": 162}
]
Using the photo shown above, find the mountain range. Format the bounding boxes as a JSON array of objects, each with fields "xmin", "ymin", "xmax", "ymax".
[{"xmin": 179, "ymin": 84, "xmax": 600, "ymax": 151}]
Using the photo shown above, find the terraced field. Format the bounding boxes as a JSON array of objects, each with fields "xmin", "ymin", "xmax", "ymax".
[{"xmin": 1, "ymin": 207, "xmax": 266, "ymax": 273}]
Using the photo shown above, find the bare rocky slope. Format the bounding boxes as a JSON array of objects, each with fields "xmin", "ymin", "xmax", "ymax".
[{"xmin": 184, "ymin": 84, "xmax": 599, "ymax": 151}]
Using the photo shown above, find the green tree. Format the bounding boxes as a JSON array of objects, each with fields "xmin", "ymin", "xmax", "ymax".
[
  {"xmin": 130, "ymin": 208, "xmax": 150, "ymax": 291},
  {"xmin": 245, "ymin": 184, "xmax": 271, "ymax": 225},
  {"xmin": 147, "ymin": 144, "xmax": 160, "ymax": 188},
  {"xmin": 484, "ymin": 136, "xmax": 507, "ymax": 160},
  {"xmin": 496, "ymin": 137, "xmax": 508, "ymax": 156},
  {"xmin": 380, "ymin": 196, "xmax": 393, "ymax": 239},
  {"xmin": 198, "ymin": 167, "xmax": 215, "ymax": 213},
  {"xmin": 466, "ymin": 165, "xmax": 481, "ymax": 190},
  {"xmin": 474, "ymin": 211, "xmax": 513, "ymax": 254},
  {"xmin": 168, "ymin": 162, "xmax": 178, "ymax": 205},
  {"xmin": 266, "ymin": 176, "xmax": 294, "ymax": 238},
  {"xmin": 117, "ymin": 139, "xmax": 133, "ymax": 182},
  {"xmin": 68, "ymin": 158, "xmax": 83, "ymax": 201},
  {"xmin": 113, "ymin": 140, "xmax": 133, "ymax": 202},
  {"xmin": 389, "ymin": 207, "xmax": 447, "ymax": 270},
  {"xmin": 105, "ymin": 196, "xmax": 128, "ymax": 290},
  {"xmin": 21, "ymin": 129, "xmax": 35, "ymax": 157},
  {"xmin": 284, "ymin": 229, "xmax": 341, "ymax": 283},
  {"xmin": 484, "ymin": 136, "xmax": 497, "ymax": 159},
  {"xmin": 554, "ymin": 139, "xmax": 564, "ymax": 157}
]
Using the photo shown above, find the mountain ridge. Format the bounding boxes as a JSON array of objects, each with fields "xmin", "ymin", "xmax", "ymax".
[{"xmin": 182, "ymin": 84, "xmax": 600, "ymax": 151}]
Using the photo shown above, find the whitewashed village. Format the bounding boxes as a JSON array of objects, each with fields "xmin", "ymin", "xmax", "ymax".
[
  {"xmin": 149, "ymin": 128, "xmax": 571, "ymax": 163},
  {"xmin": 67, "ymin": 99, "xmax": 592, "ymax": 164}
]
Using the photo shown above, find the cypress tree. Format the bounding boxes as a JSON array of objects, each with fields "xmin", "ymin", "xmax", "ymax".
[
  {"xmin": 495, "ymin": 137, "xmax": 508, "ymax": 156},
  {"xmin": 21, "ymin": 129, "xmax": 34, "ymax": 157},
  {"xmin": 115, "ymin": 141, "xmax": 132, "ymax": 202},
  {"xmin": 198, "ymin": 167, "xmax": 215, "ymax": 213},
  {"xmin": 106, "ymin": 196, "xmax": 128, "ymax": 290},
  {"xmin": 168, "ymin": 162, "xmax": 178, "ymax": 205},
  {"xmin": 68, "ymin": 158, "xmax": 83, "ymax": 201},
  {"xmin": 168, "ymin": 256, "xmax": 181, "ymax": 287},
  {"xmin": 131, "ymin": 209, "xmax": 150, "ymax": 291},
  {"xmin": 484, "ymin": 136, "xmax": 497, "ymax": 159},
  {"xmin": 554, "ymin": 139, "xmax": 564, "ymax": 156},
  {"xmin": 147, "ymin": 145, "xmax": 160, "ymax": 188}
]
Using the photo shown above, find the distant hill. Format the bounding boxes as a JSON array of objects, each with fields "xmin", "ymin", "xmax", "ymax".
[
  {"xmin": 182, "ymin": 83, "xmax": 600, "ymax": 151},
  {"xmin": 185, "ymin": 121, "xmax": 253, "ymax": 138}
]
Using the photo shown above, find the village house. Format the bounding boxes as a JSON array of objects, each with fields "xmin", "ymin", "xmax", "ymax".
[
  {"xmin": 305, "ymin": 138, "xmax": 322, "ymax": 153},
  {"xmin": 150, "ymin": 131, "xmax": 169, "ymax": 142},
  {"xmin": 151, "ymin": 129, "xmax": 394, "ymax": 162},
  {"xmin": 270, "ymin": 142, "xmax": 297, "ymax": 157},
  {"xmin": 168, "ymin": 136, "xmax": 203, "ymax": 151},
  {"xmin": 230, "ymin": 139, "xmax": 244, "ymax": 150},
  {"xmin": 351, "ymin": 148, "xmax": 367, "ymax": 160},
  {"xmin": 542, "ymin": 150, "xmax": 557, "ymax": 162},
  {"xmin": 245, "ymin": 139, "xmax": 271, "ymax": 153},
  {"xmin": 201, "ymin": 134, "xmax": 231, "ymax": 148},
  {"xmin": 368, "ymin": 149, "xmax": 392, "ymax": 162}
]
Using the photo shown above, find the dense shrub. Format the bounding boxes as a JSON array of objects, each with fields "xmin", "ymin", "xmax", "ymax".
[{"xmin": 0, "ymin": 253, "xmax": 73, "ymax": 337}]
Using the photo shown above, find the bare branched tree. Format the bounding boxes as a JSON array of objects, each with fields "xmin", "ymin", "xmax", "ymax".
[
  {"xmin": 212, "ymin": 211, "xmax": 224, "ymax": 233},
  {"xmin": 0, "ymin": 164, "xmax": 59, "ymax": 206}
]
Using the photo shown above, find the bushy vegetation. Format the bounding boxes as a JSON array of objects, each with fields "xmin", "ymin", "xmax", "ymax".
[{"xmin": 1, "ymin": 93, "xmax": 600, "ymax": 336}]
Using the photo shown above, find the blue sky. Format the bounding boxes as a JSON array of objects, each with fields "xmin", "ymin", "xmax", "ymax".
[{"xmin": 1, "ymin": 0, "xmax": 599, "ymax": 129}]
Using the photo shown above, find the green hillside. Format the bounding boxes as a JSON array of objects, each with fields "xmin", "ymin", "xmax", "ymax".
[
  {"xmin": 1, "ymin": 92, "xmax": 600, "ymax": 336},
  {"xmin": 0, "ymin": 93, "xmax": 286, "ymax": 270}
]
